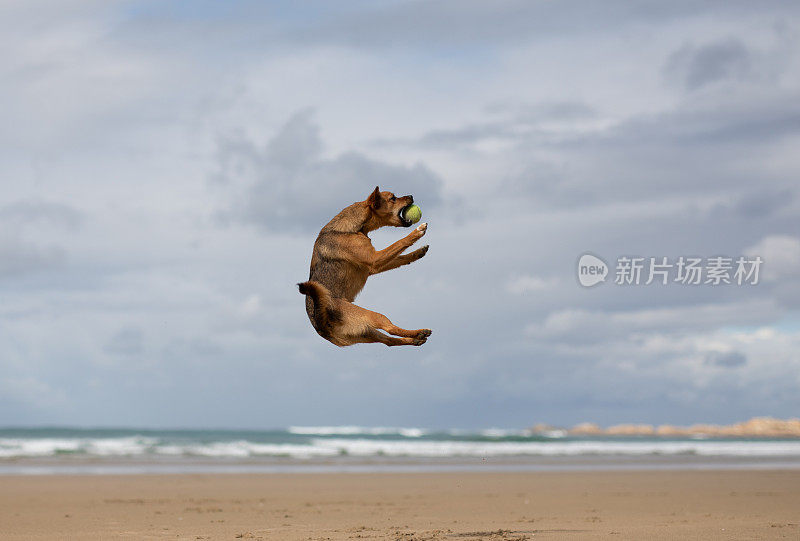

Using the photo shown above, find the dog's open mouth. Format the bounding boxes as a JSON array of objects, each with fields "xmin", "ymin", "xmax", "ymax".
[{"xmin": 399, "ymin": 206, "xmax": 413, "ymax": 227}]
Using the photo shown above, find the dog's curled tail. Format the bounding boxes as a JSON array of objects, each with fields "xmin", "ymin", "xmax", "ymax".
[{"xmin": 298, "ymin": 280, "xmax": 337, "ymax": 332}]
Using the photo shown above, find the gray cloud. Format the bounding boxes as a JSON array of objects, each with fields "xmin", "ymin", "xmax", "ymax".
[
  {"xmin": 664, "ymin": 38, "xmax": 752, "ymax": 90},
  {"xmin": 744, "ymin": 235, "xmax": 800, "ymax": 308},
  {"xmin": 104, "ymin": 327, "xmax": 144, "ymax": 357},
  {"xmin": 0, "ymin": 239, "xmax": 65, "ymax": 277},
  {"xmin": 484, "ymin": 101, "xmax": 597, "ymax": 122},
  {"xmin": 704, "ymin": 350, "xmax": 747, "ymax": 368},
  {"xmin": 295, "ymin": 0, "xmax": 796, "ymax": 49},
  {"xmin": 374, "ymin": 101, "xmax": 596, "ymax": 150},
  {"xmin": 0, "ymin": 200, "xmax": 79, "ymax": 279},
  {"xmin": 0, "ymin": 199, "xmax": 83, "ymax": 229},
  {"xmin": 215, "ymin": 110, "xmax": 444, "ymax": 233},
  {"xmin": 525, "ymin": 301, "xmax": 780, "ymax": 346},
  {"xmin": 731, "ymin": 189, "xmax": 794, "ymax": 219},
  {"xmin": 477, "ymin": 94, "xmax": 800, "ymax": 222}
]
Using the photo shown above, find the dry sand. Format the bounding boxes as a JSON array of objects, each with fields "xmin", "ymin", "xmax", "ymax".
[{"xmin": 1, "ymin": 470, "xmax": 799, "ymax": 540}]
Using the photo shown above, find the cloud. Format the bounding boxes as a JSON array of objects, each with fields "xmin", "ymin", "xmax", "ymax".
[
  {"xmin": 0, "ymin": 199, "xmax": 83, "ymax": 229},
  {"xmin": 296, "ymin": 0, "xmax": 790, "ymax": 50},
  {"xmin": 506, "ymin": 274, "xmax": 558, "ymax": 294},
  {"xmin": 215, "ymin": 110, "xmax": 445, "ymax": 233},
  {"xmin": 745, "ymin": 235, "xmax": 800, "ymax": 282},
  {"xmin": 104, "ymin": 327, "xmax": 144, "ymax": 357},
  {"xmin": 731, "ymin": 189, "xmax": 794, "ymax": 218},
  {"xmin": 526, "ymin": 300, "xmax": 781, "ymax": 344},
  {"xmin": 375, "ymin": 100, "xmax": 597, "ymax": 150},
  {"xmin": 0, "ymin": 376, "xmax": 67, "ymax": 411},
  {"xmin": 0, "ymin": 199, "xmax": 80, "ymax": 279},
  {"xmin": 370, "ymin": 49, "xmax": 799, "ymax": 220},
  {"xmin": 0, "ymin": 238, "xmax": 65, "ymax": 277},
  {"xmin": 664, "ymin": 38, "xmax": 752, "ymax": 90},
  {"xmin": 704, "ymin": 350, "xmax": 747, "ymax": 368},
  {"xmin": 744, "ymin": 235, "xmax": 800, "ymax": 308}
]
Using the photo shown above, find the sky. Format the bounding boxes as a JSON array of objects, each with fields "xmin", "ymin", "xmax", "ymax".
[{"xmin": 1, "ymin": 0, "xmax": 799, "ymax": 429}]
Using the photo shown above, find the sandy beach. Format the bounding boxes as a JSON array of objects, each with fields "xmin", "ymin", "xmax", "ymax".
[{"xmin": 2, "ymin": 470, "xmax": 798, "ymax": 540}]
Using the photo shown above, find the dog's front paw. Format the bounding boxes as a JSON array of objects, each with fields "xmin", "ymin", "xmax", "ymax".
[{"xmin": 414, "ymin": 222, "xmax": 427, "ymax": 238}]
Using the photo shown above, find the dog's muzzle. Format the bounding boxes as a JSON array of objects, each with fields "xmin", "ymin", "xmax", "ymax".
[
  {"xmin": 399, "ymin": 195, "xmax": 414, "ymax": 227},
  {"xmin": 399, "ymin": 208, "xmax": 412, "ymax": 227}
]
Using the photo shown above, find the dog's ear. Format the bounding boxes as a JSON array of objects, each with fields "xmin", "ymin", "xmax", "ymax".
[{"xmin": 367, "ymin": 186, "xmax": 382, "ymax": 210}]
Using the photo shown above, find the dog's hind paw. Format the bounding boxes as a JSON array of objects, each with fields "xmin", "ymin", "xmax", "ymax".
[{"xmin": 410, "ymin": 330, "xmax": 431, "ymax": 346}]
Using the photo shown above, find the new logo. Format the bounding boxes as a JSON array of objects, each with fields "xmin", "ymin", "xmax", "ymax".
[{"xmin": 577, "ymin": 253, "xmax": 608, "ymax": 287}]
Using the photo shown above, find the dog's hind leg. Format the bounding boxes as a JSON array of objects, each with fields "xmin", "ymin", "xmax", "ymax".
[
  {"xmin": 357, "ymin": 328, "xmax": 418, "ymax": 347},
  {"xmin": 343, "ymin": 302, "xmax": 431, "ymax": 346},
  {"xmin": 362, "ymin": 308, "xmax": 431, "ymax": 344}
]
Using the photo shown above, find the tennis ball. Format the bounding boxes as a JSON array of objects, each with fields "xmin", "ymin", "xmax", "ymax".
[{"xmin": 402, "ymin": 204, "xmax": 422, "ymax": 224}]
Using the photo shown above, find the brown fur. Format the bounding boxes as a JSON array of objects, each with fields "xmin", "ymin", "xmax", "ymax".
[{"xmin": 298, "ymin": 186, "xmax": 431, "ymax": 347}]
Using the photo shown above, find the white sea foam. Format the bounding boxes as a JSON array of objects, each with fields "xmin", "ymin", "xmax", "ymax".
[
  {"xmin": 0, "ymin": 437, "xmax": 158, "ymax": 458},
  {"xmin": 172, "ymin": 441, "xmax": 339, "ymax": 459},
  {"xmin": 288, "ymin": 426, "xmax": 426, "ymax": 437},
  {"xmin": 2, "ymin": 435, "xmax": 800, "ymax": 459},
  {"xmin": 307, "ymin": 439, "xmax": 800, "ymax": 458},
  {"xmin": 478, "ymin": 428, "xmax": 532, "ymax": 438}
]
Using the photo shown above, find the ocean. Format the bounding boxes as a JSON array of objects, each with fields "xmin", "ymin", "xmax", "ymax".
[{"xmin": 2, "ymin": 426, "xmax": 800, "ymax": 475}]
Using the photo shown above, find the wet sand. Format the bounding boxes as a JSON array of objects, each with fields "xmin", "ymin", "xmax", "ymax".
[{"xmin": 2, "ymin": 470, "xmax": 799, "ymax": 540}]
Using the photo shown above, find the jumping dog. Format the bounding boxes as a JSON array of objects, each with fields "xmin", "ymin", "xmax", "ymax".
[{"xmin": 298, "ymin": 187, "xmax": 431, "ymax": 346}]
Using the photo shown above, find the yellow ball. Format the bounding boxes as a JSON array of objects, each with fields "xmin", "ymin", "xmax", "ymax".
[{"xmin": 402, "ymin": 204, "xmax": 422, "ymax": 224}]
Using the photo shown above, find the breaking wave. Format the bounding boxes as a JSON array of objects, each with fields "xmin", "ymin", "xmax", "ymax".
[{"xmin": 2, "ymin": 428, "xmax": 800, "ymax": 459}]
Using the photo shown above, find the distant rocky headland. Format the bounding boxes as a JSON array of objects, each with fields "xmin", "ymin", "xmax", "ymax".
[{"xmin": 529, "ymin": 417, "xmax": 800, "ymax": 438}]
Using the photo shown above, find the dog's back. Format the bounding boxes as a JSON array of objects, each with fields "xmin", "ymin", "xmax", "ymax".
[{"xmin": 304, "ymin": 202, "xmax": 373, "ymax": 333}]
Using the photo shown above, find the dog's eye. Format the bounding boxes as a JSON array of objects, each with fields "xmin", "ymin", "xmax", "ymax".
[{"xmin": 390, "ymin": 196, "xmax": 396, "ymax": 202}]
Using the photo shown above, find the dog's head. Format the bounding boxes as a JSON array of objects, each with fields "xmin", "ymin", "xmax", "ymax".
[{"xmin": 366, "ymin": 186, "xmax": 415, "ymax": 228}]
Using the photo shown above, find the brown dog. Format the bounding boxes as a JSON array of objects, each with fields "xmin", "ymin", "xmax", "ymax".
[{"xmin": 298, "ymin": 187, "xmax": 431, "ymax": 347}]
